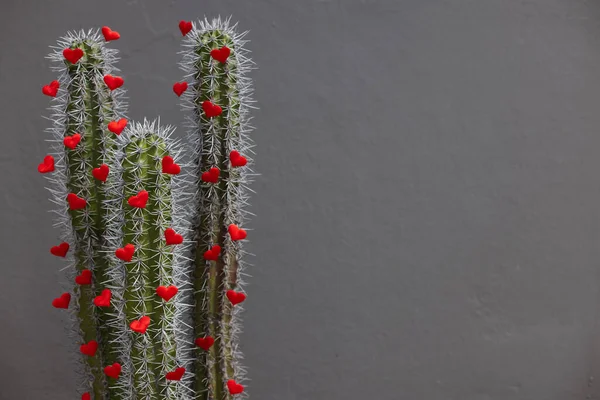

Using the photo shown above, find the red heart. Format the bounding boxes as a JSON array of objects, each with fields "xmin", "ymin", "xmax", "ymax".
[
  {"xmin": 104, "ymin": 75, "xmax": 124, "ymax": 91},
  {"xmin": 38, "ymin": 155, "xmax": 55, "ymax": 173},
  {"xmin": 202, "ymin": 101, "xmax": 222, "ymax": 118},
  {"xmin": 166, "ymin": 367, "xmax": 185, "ymax": 381},
  {"xmin": 226, "ymin": 290, "xmax": 246, "ymax": 306},
  {"xmin": 128, "ymin": 190, "xmax": 148, "ymax": 208},
  {"xmin": 179, "ymin": 20, "xmax": 192, "ymax": 36},
  {"xmin": 210, "ymin": 46, "xmax": 231, "ymax": 64},
  {"xmin": 63, "ymin": 133, "xmax": 81, "ymax": 149},
  {"xmin": 50, "ymin": 242, "xmax": 69, "ymax": 257},
  {"xmin": 52, "ymin": 292, "xmax": 71, "ymax": 309},
  {"xmin": 164, "ymin": 228, "xmax": 183, "ymax": 245},
  {"xmin": 228, "ymin": 224, "xmax": 247, "ymax": 241},
  {"xmin": 93, "ymin": 289, "xmax": 111, "ymax": 307},
  {"xmin": 201, "ymin": 167, "xmax": 220, "ymax": 183},
  {"xmin": 108, "ymin": 118, "xmax": 128, "ymax": 135},
  {"xmin": 162, "ymin": 156, "xmax": 181, "ymax": 175},
  {"xmin": 102, "ymin": 26, "xmax": 120, "ymax": 41},
  {"xmin": 115, "ymin": 243, "xmax": 135, "ymax": 262},
  {"xmin": 80, "ymin": 340, "xmax": 98, "ymax": 356},
  {"xmin": 92, "ymin": 164, "xmax": 110, "ymax": 182},
  {"xmin": 104, "ymin": 363, "xmax": 121, "ymax": 379},
  {"xmin": 63, "ymin": 48, "xmax": 84, "ymax": 64},
  {"xmin": 67, "ymin": 193, "xmax": 87, "ymax": 210},
  {"xmin": 42, "ymin": 80, "xmax": 59, "ymax": 97},
  {"xmin": 75, "ymin": 269, "xmax": 92, "ymax": 285},
  {"xmin": 203, "ymin": 245, "xmax": 221, "ymax": 261},
  {"xmin": 227, "ymin": 380, "xmax": 244, "ymax": 395},
  {"xmin": 82, "ymin": 393, "xmax": 90, "ymax": 400},
  {"xmin": 173, "ymin": 81, "xmax": 188, "ymax": 97},
  {"xmin": 195, "ymin": 336, "xmax": 215, "ymax": 351},
  {"xmin": 156, "ymin": 285, "xmax": 178, "ymax": 301},
  {"xmin": 230, "ymin": 151, "xmax": 247, "ymax": 167},
  {"xmin": 130, "ymin": 316, "xmax": 150, "ymax": 333}
]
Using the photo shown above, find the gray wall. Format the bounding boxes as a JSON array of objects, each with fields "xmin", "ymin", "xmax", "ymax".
[{"xmin": 2, "ymin": 0, "xmax": 600, "ymax": 399}]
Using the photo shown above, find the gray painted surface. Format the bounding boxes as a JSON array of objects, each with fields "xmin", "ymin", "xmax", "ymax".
[{"xmin": 2, "ymin": 0, "xmax": 600, "ymax": 399}]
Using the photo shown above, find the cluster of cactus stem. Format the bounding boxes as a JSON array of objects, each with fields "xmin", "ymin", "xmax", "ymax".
[{"xmin": 39, "ymin": 17, "xmax": 254, "ymax": 400}]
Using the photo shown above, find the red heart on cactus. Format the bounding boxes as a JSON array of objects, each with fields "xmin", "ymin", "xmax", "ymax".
[
  {"xmin": 173, "ymin": 81, "xmax": 188, "ymax": 97},
  {"xmin": 92, "ymin": 164, "xmax": 109, "ymax": 182},
  {"xmin": 50, "ymin": 242, "xmax": 69, "ymax": 257},
  {"xmin": 93, "ymin": 289, "xmax": 111, "ymax": 307},
  {"xmin": 179, "ymin": 20, "xmax": 192, "ymax": 36},
  {"xmin": 161, "ymin": 156, "xmax": 181, "ymax": 175},
  {"xmin": 42, "ymin": 80, "xmax": 59, "ymax": 97},
  {"xmin": 210, "ymin": 46, "xmax": 231, "ymax": 64},
  {"xmin": 227, "ymin": 379, "xmax": 244, "ymax": 395},
  {"xmin": 104, "ymin": 75, "xmax": 124, "ymax": 91},
  {"xmin": 226, "ymin": 290, "xmax": 246, "ymax": 306},
  {"xmin": 52, "ymin": 292, "xmax": 71, "ymax": 309},
  {"xmin": 195, "ymin": 336, "xmax": 215, "ymax": 350},
  {"xmin": 67, "ymin": 193, "xmax": 87, "ymax": 210},
  {"xmin": 82, "ymin": 393, "xmax": 90, "ymax": 400},
  {"xmin": 80, "ymin": 340, "xmax": 98, "ymax": 356},
  {"xmin": 63, "ymin": 133, "xmax": 81, "ymax": 149},
  {"xmin": 108, "ymin": 118, "xmax": 127, "ymax": 135},
  {"xmin": 102, "ymin": 26, "xmax": 120, "ymax": 41},
  {"xmin": 164, "ymin": 228, "xmax": 183, "ymax": 245},
  {"xmin": 115, "ymin": 243, "xmax": 135, "ymax": 262},
  {"xmin": 202, "ymin": 101, "xmax": 222, "ymax": 118},
  {"xmin": 156, "ymin": 285, "xmax": 178, "ymax": 301},
  {"xmin": 203, "ymin": 245, "xmax": 221, "ymax": 261},
  {"xmin": 38, "ymin": 155, "xmax": 55, "ymax": 173},
  {"xmin": 230, "ymin": 151, "xmax": 247, "ymax": 167},
  {"xmin": 104, "ymin": 363, "xmax": 121, "ymax": 379},
  {"xmin": 130, "ymin": 316, "xmax": 150, "ymax": 333},
  {"xmin": 75, "ymin": 269, "xmax": 92, "ymax": 285},
  {"xmin": 128, "ymin": 190, "xmax": 148, "ymax": 208},
  {"xmin": 201, "ymin": 167, "xmax": 220, "ymax": 183},
  {"xmin": 228, "ymin": 224, "xmax": 247, "ymax": 241},
  {"xmin": 63, "ymin": 48, "xmax": 84, "ymax": 64},
  {"xmin": 166, "ymin": 367, "xmax": 185, "ymax": 381}
]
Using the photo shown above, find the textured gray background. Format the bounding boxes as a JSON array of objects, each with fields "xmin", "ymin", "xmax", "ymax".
[{"xmin": 2, "ymin": 0, "xmax": 600, "ymax": 399}]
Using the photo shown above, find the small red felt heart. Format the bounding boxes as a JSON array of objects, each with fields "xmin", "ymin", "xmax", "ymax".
[
  {"xmin": 230, "ymin": 151, "xmax": 247, "ymax": 167},
  {"xmin": 128, "ymin": 190, "xmax": 148, "ymax": 208},
  {"xmin": 80, "ymin": 340, "xmax": 98, "ymax": 356},
  {"xmin": 210, "ymin": 46, "xmax": 231, "ymax": 64},
  {"xmin": 156, "ymin": 285, "xmax": 178, "ymax": 301},
  {"xmin": 63, "ymin": 48, "xmax": 84, "ymax": 64},
  {"xmin": 75, "ymin": 269, "xmax": 92, "ymax": 285},
  {"xmin": 179, "ymin": 20, "xmax": 193, "ymax": 36},
  {"xmin": 228, "ymin": 224, "xmax": 247, "ymax": 241},
  {"xmin": 130, "ymin": 316, "xmax": 151, "ymax": 333},
  {"xmin": 67, "ymin": 193, "xmax": 87, "ymax": 210},
  {"xmin": 227, "ymin": 379, "xmax": 244, "ymax": 395},
  {"xmin": 202, "ymin": 101, "xmax": 222, "ymax": 118},
  {"xmin": 102, "ymin": 26, "xmax": 120, "ymax": 41},
  {"xmin": 164, "ymin": 228, "xmax": 183, "ymax": 245},
  {"xmin": 63, "ymin": 133, "xmax": 81, "ymax": 149},
  {"xmin": 166, "ymin": 367, "xmax": 185, "ymax": 381},
  {"xmin": 52, "ymin": 292, "xmax": 71, "ymax": 309},
  {"xmin": 226, "ymin": 290, "xmax": 246, "ymax": 306},
  {"xmin": 162, "ymin": 156, "xmax": 181, "ymax": 175},
  {"xmin": 115, "ymin": 243, "xmax": 135, "ymax": 262},
  {"xmin": 104, "ymin": 363, "xmax": 121, "ymax": 379},
  {"xmin": 104, "ymin": 74, "xmax": 124, "ymax": 91},
  {"xmin": 42, "ymin": 80, "xmax": 60, "ymax": 97},
  {"xmin": 82, "ymin": 393, "xmax": 90, "ymax": 400},
  {"xmin": 92, "ymin": 164, "xmax": 109, "ymax": 182},
  {"xmin": 93, "ymin": 289, "xmax": 111, "ymax": 308},
  {"xmin": 38, "ymin": 155, "xmax": 55, "ymax": 173},
  {"xmin": 201, "ymin": 167, "xmax": 220, "ymax": 183},
  {"xmin": 203, "ymin": 245, "xmax": 221, "ymax": 261},
  {"xmin": 108, "ymin": 118, "xmax": 128, "ymax": 135},
  {"xmin": 173, "ymin": 81, "xmax": 188, "ymax": 97},
  {"xmin": 50, "ymin": 242, "xmax": 69, "ymax": 257},
  {"xmin": 195, "ymin": 336, "xmax": 215, "ymax": 350}
]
